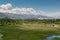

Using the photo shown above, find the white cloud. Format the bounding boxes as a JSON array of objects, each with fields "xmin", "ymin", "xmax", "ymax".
[
  {"xmin": 37, "ymin": 10, "xmax": 48, "ymax": 15},
  {"xmin": 0, "ymin": 3, "xmax": 12, "ymax": 10},
  {"xmin": 0, "ymin": 3, "xmax": 36, "ymax": 15},
  {"xmin": 37, "ymin": 10, "xmax": 60, "ymax": 18},
  {"xmin": 48, "ymin": 12, "xmax": 60, "ymax": 17},
  {"xmin": 11, "ymin": 8, "xmax": 36, "ymax": 14},
  {"xmin": 47, "ymin": 12, "xmax": 60, "ymax": 18}
]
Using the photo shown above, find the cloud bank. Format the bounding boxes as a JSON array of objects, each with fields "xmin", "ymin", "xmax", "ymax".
[
  {"xmin": 0, "ymin": 3, "xmax": 12, "ymax": 10},
  {"xmin": 0, "ymin": 3, "xmax": 36, "ymax": 15},
  {"xmin": 0, "ymin": 3, "xmax": 60, "ymax": 18}
]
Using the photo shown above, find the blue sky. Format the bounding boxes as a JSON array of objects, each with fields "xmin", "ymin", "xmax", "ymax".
[
  {"xmin": 0, "ymin": 0, "xmax": 60, "ymax": 18},
  {"xmin": 0, "ymin": 0, "xmax": 60, "ymax": 12}
]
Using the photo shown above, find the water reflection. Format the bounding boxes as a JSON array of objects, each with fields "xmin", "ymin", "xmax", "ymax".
[{"xmin": 46, "ymin": 35, "xmax": 60, "ymax": 40}]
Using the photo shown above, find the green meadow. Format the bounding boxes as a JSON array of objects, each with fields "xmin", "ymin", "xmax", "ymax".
[{"xmin": 0, "ymin": 19, "xmax": 60, "ymax": 40}]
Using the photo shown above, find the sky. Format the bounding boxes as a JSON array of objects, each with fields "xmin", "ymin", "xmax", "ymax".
[{"xmin": 0, "ymin": 0, "xmax": 60, "ymax": 18}]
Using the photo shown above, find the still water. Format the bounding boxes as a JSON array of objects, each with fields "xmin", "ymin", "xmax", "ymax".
[{"xmin": 46, "ymin": 35, "xmax": 60, "ymax": 40}]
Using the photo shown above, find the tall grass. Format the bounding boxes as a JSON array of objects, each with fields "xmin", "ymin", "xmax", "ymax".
[{"xmin": 0, "ymin": 19, "xmax": 60, "ymax": 40}]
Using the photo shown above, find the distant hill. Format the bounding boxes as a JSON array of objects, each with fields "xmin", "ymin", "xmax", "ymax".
[
  {"xmin": 0, "ymin": 13, "xmax": 7, "ymax": 18},
  {"xmin": 0, "ymin": 13, "xmax": 54, "ymax": 19}
]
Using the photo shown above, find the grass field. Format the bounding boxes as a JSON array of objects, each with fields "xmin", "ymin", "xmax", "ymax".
[{"xmin": 0, "ymin": 19, "xmax": 60, "ymax": 40}]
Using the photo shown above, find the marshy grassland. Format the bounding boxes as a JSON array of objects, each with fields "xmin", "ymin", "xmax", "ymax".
[{"xmin": 0, "ymin": 19, "xmax": 60, "ymax": 40}]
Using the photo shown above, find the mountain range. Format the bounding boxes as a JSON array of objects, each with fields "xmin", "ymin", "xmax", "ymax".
[{"xmin": 0, "ymin": 13, "xmax": 54, "ymax": 19}]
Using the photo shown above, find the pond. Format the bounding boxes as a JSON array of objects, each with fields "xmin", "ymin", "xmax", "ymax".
[{"xmin": 46, "ymin": 35, "xmax": 60, "ymax": 40}]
